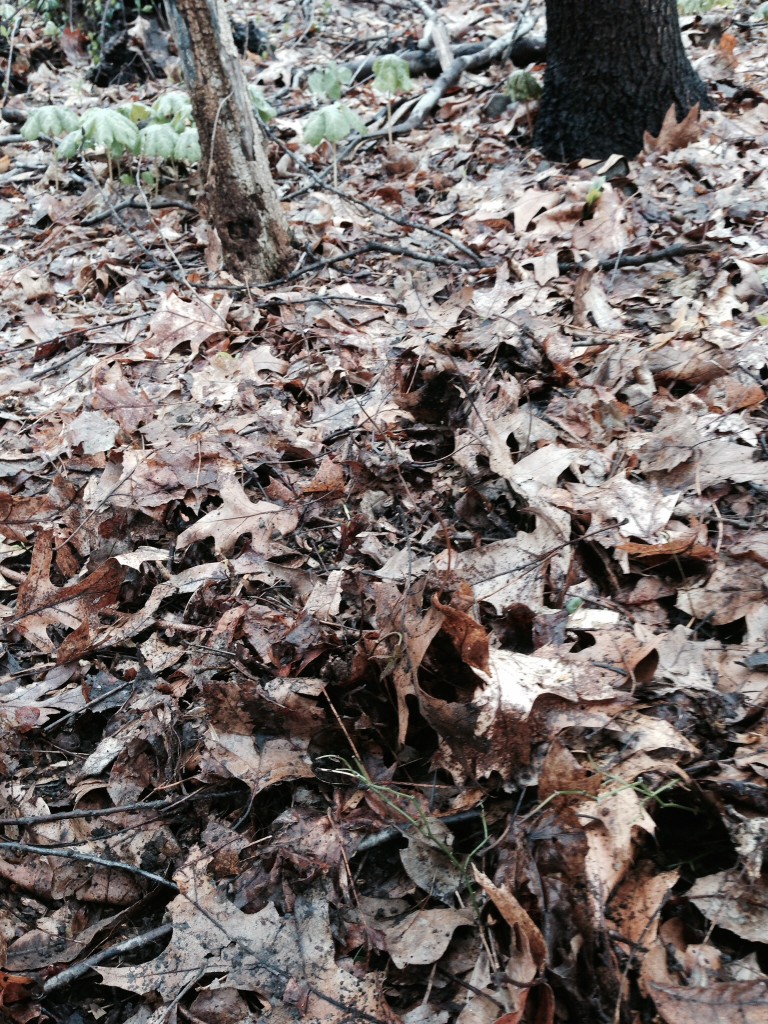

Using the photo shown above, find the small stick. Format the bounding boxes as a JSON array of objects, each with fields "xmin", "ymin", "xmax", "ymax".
[
  {"xmin": 559, "ymin": 242, "xmax": 713, "ymax": 274},
  {"xmin": 42, "ymin": 923, "xmax": 174, "ymax": 995},
  {"xmin": 0, "ymin": 841, "xmax": 179, "ymax": 891},
  {"xmin": 0, "ymin": 788, "xmax": 240, "ymax": 827}
]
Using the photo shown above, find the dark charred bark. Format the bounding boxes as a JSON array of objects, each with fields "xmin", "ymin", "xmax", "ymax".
[
  {"xmin": 534, "ymin": 0, "xmax": 713, "ymax": 161},
  {"xmin": 166, "ymin": 0, "xmax": 290, "ymax": 281}
]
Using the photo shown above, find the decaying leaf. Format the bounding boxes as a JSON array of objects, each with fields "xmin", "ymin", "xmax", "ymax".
[
  {"xmin": 98, "ymin": 857, "xmax": 396, "ymax": 1024},
  {"xmin": 4, "ymin": 7, "xmax": 767, "ymax": 1024},
  {"xmin": 176, "ymin": 471, "xmax": 298, "ymax": 556},
  {"xmin": 643, "ymin": 103, "xmax": 702, "ymax": 154}
]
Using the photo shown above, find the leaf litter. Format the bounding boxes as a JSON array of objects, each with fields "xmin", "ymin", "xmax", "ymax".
[{"xmin": 0, "ymin": 1, "xmax": 767, "ymax": 1023}]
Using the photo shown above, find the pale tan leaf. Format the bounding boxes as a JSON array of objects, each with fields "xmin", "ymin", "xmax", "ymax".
[{"xmin": 176, "ymin": 472, "xmax": 298, "ymax": 556}]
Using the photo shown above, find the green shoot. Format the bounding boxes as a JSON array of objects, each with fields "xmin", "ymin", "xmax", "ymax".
[
  {"xmin": 504, "ymin": 70, "xmax": 542, "ymax": 103},
  {"xmin": 583, "ymin": 177, "xmax": 605, "ymax": 218},
  {"xmin": 307, "ymin": 61, "xmax": 352, "ymax": 102},
  {"xmin": 313, "ymin": 754, "xmax": 489, "ymax": 903},
  {"xmin": 373, "ymin": 54, "xmax": 411, "ymax": 145},
  {"xmin": 303, "ymin": 103, "xmax": 367, "ymax": 185},
  {"xmin": 247, "ymin": 84, "xmax": 277, "ymax": 123}
]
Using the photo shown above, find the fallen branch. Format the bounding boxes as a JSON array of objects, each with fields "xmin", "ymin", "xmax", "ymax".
[
  {"xmin": 262, "ymin": 240, "xmax": 455, "ymax": 288},
  {"xmin": 559, "ymin": 241, "xmax": 714, "ymax": 273},
  {"xmin": 347, "ymin": 35, "xmax": 545, "ymax": 84},
  {"xmin": 0, "ymin": 108, "xmax": 26, "ymax": 124},
  {"xmin": 353, "ymin": 18, "xmax": 537, "ymax": 141}
]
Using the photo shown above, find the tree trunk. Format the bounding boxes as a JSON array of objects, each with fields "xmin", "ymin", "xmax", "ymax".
[
  {"xmin": 166, "ymin": 0, "xmax": 291, "ymax": 281},
  {"xmin": 533, "ymin": 0, "xmax": 713, "ymax": 161}
]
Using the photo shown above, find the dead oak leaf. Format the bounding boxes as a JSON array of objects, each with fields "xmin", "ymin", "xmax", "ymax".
[
  {"xmin": 644, "ymin": 103, "xmax": 701, "ymax": 155},
  {"xmin": 12, "ymin": 531, "xmax": 123, "ymax": 660},
  {"xmin": 473, "ymin": 867, "xmax": 547, "ymax": 969},
  {"xmin": 140, "ymin": 291, "xmax": 231, "ymax": 360},
  {"xmin": 176, "ymin": 473, "xmax": 298, "ymax": 557},
  {"xmin": 98, "ymin": 861, "xmax": 395, "ymax": 1024},
  {"xmin": 640, "ymin": 936, "xmax": 768, "ymax": 1024},
  {"xmin": 302, "ymin": 456, "xmax": 345, "ymax": 495},
  {"xmin": 376, "ymin": 907, "xmax": 475, "ymax": 968},
  {"xmin": 432, "ymin": 592, "xmax": 489, "ymax": 672}
]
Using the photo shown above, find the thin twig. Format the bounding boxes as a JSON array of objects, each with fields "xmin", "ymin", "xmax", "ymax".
[
  {"xmin": 1, "ymin": 10, "xmax": 22, "ymax": 106},
  {"xmin": 206, "ymin": 91, "xmax": 233, "ymax": 186},
  {"xmin": 0, "ymin": 788, "xmax": 240, "ymax": 827},
  {"xmin": 83, "ymin": 197, "xmax": 199, "ymax": 226},
  {"xmin": 42, "ymin": 923, "xmax": 174, "ymax": 995},
  {"xmin": 262, "ymin": 240, "xmax": 453, "ymax": 287},
  {"xmin": 0, "ymin": 841, "xmax": 179, "ymax": 890},
  {"xmin": 80, "ymin": 163, "xmax": 188, "ymax": 287},
  {"xmin": 42, "ymin": 679, "xmax": 133, "ymax": 733},
  {"xmin": 559, "ymin": 242, "xmax": 713, "ymax": 274}
]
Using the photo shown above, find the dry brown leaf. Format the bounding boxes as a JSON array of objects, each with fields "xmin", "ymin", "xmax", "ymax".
[
  {"xmin": 718, "ymin": 31, "xmax": 738, "ymax": 66},
  {"xmin": 617, "ymin": 536, "xmax": 716, "ymax": 564},
  {"xmin": 608, "ymin": 862, "xmax": 678, "ymax": 948},
  {"xmin": 643, "ymin": 103, "xmax": 702, "ymax": 154},
  {"xmin": 432, "ymin": 593, "xmax": 489, "ymax": 672},
  {"xmin": 65, "ymin": 410, "xmax": 120, "ymax": 455},
  {"xmin": 399, "ymin": 824, "xmax": 466, "ymax": 902},
  {"xmin": 176, "ymin": 471, "xmax": 298, "ymax": 556},
  {"xmin": 377, "ymin": 908, "xmax": 474, "ymax": 968},
  {"xmin": 641, "ymin": 938, "xmax": 768, "ymax": 1024},
  {"xmin": 138, "ymin": 290, "xmax": 231, "ymax": 360},
  {"xmin": 13, "ymin": 531, "xmax": 123, "ymax": 660},
  {"xmin": 687, "ymin": 871, "xmax": 768, "ymax": 943},
  {"xmin": 302, "ymin": 455, "xmax": 345, "ymax": 494},
  {"xmin": 98, "ymin": 860, "xmax": 396, "ymax": 1024},
  {"xmin": 198, "ymin": 732, "xmax": 315, "ymax": 791},
  {"xmin": 473, "ymin": 868, "xmax": 547, "ymax": 968}
]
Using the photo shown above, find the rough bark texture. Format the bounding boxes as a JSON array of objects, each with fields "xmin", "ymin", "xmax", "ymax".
[
  {"xmin": 166, "ymin": 0, "xmax": 290, "ymax": 281},
  {"xmin": 534, "ymin": 0, "xmax": 713, "ymax": 161}
]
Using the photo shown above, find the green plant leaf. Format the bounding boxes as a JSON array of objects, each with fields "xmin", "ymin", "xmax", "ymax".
[
  {"xmin": 173, "ymin": 126, "xmax": 201, "ymax": 165},
  {"xmin": 307, "ymin": 62, "xmax": 352, "ymax": 102},
  {"xmin": 303, "ymin": 102, "xmax": 366, "ymax": 147},
  {"xmin": 139, "ymin": 122, "xmax": 177, "ymax": 159},
  {"xmin": 504, "ymin": 70, "xmax": 542, "ymax": 102},
  {"xmin": 118, "ymin": 101, "xmax": 153, "ymax": 124},
  {"xmin": 373, "ymin": 54, "xmax": 411, "ymax": 96},
  {"xmin": 678, "ymin": 0, "xmax": 731, "ymax": 13},
  {"xmin": 81, "ymin": 108, "xmax": 139, "ymax": 155},
  {"xmin": 56, "ymin": 129, "xmax": 83, "ymax": 159},
  {"xmin": 151, "ymin": 91, "xmax": 193, "ymax": 124},
  {"xmin": 22, "ymin": 105, "xmax": 80, "ymax": 141},
  {"xmin": 247, "ymin": 84, "xmax": 276, "ymax": 123}
]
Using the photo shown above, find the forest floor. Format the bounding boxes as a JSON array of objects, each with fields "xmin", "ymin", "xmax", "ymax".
[{"xmin": 1, "ymin": 2, "xmax": 768, "ymax": 1023}]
